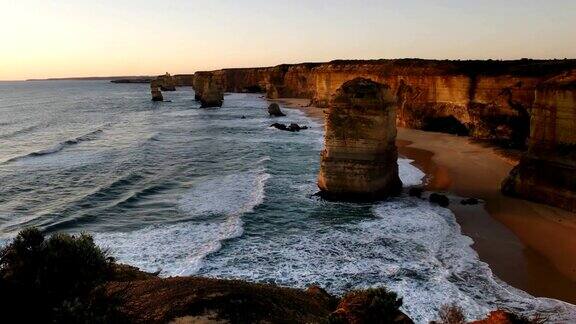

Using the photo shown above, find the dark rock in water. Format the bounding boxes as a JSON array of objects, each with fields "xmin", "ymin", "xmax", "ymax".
[
  {"xmin": 241, "ymin": 116, "xmax": 246, "ymax": 119},
  {"xmin": 268, "ymin": 103, "xmax": 286, "ymax": 117},
  {"xmin": 270, "ymin": 123, "xmax": 288, "ymax": 131},
  {"xmin": 408, "ymin": 187, "xmax": 424, "ymax": 198},
  {"xmin": 270, "ymin": 123, "xmax": 308, "ymax": 132},
  {"xmin": 288, "ymin": 123, "xmax": 308, "ymax": 131},
  {"xmin": 461, "ymin": 197, "xmax": 480, "ymax": 205},
  {"xmin": 429, "ymin": 193, "xmax": 450, "ymax": 207}
]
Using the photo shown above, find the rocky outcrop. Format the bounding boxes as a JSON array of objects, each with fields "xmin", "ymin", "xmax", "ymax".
[
  {"xmin": 502, "ymin": 70, "xmax": 576, "ymax": 211},
  {"xmin": 268, "ymin": 103, "xmax": 285, "ymax": 116},
  {"xmin": 270, "ymin": 122, "xmax": 308, "ymax": 132},
  {"xmin": 192, "ymin": 72, "xmax": 224, "ymax": 108},
  {"xmin": 150, "ymin": 80, "xmax": 163, "ymax": 101},
  {"xmin": 318, "ymin": 78, "xmax": 402, "ymax": 200},
  {"xmin": 329, "ymin": 288, "xmax": 412, "ymax": 324},
  {"xmin": 195, "ymin": 59, "xmax": 576, "ymax": 147},
  {"xmin": 157, "ymin": 72, "xmax": 176, "ymax": 91}
]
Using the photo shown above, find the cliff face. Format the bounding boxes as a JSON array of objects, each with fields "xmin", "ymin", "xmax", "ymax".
[
  {"xmin": 192, "ymin": 72, "xmax": 224, "ymax": 107},
  {"xmin": 195, "ymin": 59, "xmax": 576, "ymax": 147},
  {"xmin": 173, "ymin": 74, "xmax": 194, "ymax": 86},
  {"xmin": 318, "ymin": 78, "xmax": 402, "ymax": 200},
  {"xmin": 502, "ymin": 70, "xmax": 576, "ymax": 212}
]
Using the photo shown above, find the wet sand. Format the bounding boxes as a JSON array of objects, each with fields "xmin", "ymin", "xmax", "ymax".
[{"xmin": 278, "ymin": 98, "xmax": 576, "ymax": 304}]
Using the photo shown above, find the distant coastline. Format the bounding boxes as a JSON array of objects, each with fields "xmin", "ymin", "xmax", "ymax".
[{"xmin": 25, "ymin": 75, "xmax": 154, "ymax": 81}]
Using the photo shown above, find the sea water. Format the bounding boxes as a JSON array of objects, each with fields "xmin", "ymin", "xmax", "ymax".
[{"xmin": 0, "ymin": 81, "xmax": 574, "ymax": 323}]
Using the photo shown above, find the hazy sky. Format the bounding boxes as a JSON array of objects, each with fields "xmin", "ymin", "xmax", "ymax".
[{"xmin": 1, "ymin": 0, "xmax": 575, "ymax": 80}]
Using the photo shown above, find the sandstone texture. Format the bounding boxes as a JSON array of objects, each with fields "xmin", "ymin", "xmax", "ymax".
[
  {"xmin": 194, "ymin": 59, "xmax": 576, "ymax": 147},
  {"xmin": 157, "ymin": 72, "xmax": 177, "ymax": 91},
  {"xmin": 150, "ymin": 80, "xmax": 163, "ymax": 102},
  {"xmin": 318, "ymin": 78, "xmax": 402, "ymax": 200},
  {"xmin": 502, "ymin": 70, "xmax": 576, "ymax": 212},
  {"xmin": 266, "ymin": 84, "xmax": 280, "ymax": 99},
  {"xmin": 192, "ymin": 72, "xmax": 224, "ymax": 107}
]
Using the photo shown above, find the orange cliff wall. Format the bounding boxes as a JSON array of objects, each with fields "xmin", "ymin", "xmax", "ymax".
[
  {"xmin": 193, "ymin": 59, "xmax": 576, "ymax": 147},
  {"xmin": 502, "ymin": 70, "xmax": 576, "ymax": 212}
]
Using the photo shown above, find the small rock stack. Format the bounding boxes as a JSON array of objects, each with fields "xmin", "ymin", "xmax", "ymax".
[
  {"xmin": 150, "ymin": 80, "xmax": 163, "ymax": 102},
  {"xmin": 157, "ymin": 72, "xmax": 176, "ymax": 91},
  {"xmin": 318, "ymin": 78, "xmax": 402, "ymax": 201},
  {"xmin": 268, "ymin": 103, "xmax": 285, "ymax": 117}
]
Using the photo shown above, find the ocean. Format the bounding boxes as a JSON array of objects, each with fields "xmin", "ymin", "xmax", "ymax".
[{"xmin": 0, "ymin": 81, "xmax": 574, "ymax": 323}]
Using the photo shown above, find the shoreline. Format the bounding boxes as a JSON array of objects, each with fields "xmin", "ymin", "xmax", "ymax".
[{"xmin": 277, "ymin": 98, "xmax": 576, "ymax": 305}]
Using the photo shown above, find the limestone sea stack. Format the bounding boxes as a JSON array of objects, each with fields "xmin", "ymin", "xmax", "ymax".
[
  {"xmin": 192, "ymin": 72, "xmax": 224, "ymax": 108},
  {"xmin": 318, "ymin": 78, "xmax": 402, "ymax": 201},
  {"xmin": 502, "ymin": 70, "xmax": 576, "ymax": 211},
  {"xmin": 150, "ymin": 80, "xmax": 163, "ymax": 102},
  {"xmin": 158, "ymin": 72, "xmax": 176, "ymax": 91}
]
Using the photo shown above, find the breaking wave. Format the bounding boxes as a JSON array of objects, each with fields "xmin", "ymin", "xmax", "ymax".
[
  {"xmin": 4, "ymin": 129, "xmax": 103, "ymax": 163},
  {"xmin": 96, "ymin": 168, "xmax": 270, "ymax": 276}
]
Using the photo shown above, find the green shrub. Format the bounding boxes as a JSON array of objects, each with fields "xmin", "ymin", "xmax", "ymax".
[{"xmin": 0, "ymin": 228, "xmax": 126, "ymax": 323}]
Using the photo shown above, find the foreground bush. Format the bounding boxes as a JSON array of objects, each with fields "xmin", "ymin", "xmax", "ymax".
[
  {"xmin": 0, "ymin": 228, "xmax": 125, "ymax": 323},
  {"xmin": 328, "ymin": 287, "xmax": 408, "ymax": 323}
]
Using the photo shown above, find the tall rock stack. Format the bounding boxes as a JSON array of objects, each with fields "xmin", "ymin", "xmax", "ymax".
[
  {"xmin": 502, "ymin": 70, "xmax": 576, "ymax": 211},
  {"xmin": 192, "ymin": 72, "xmax": 224, "ymax": 108},
  {"xmin": 150, "ymin": 80, "xmax": 163, "ymax": 102},
  {"xmin": 318, "ymin": 78, "xmax": 402, "ymax": 200},
  {"xmin": 158, "ymin": 72, "xmax": 176, "ymax": 91}
]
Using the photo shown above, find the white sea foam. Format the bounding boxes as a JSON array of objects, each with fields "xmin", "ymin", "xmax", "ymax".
[
  {"xmin": 398, "ymin": 158, "xmax": 426, "ymax": 187},
  {"xmin": 95, "ymin": 168, "xmax": 270, "ymax": 276},
  {"xmin": 198, "ymin": 198, "xmax": 576, "ymax": 323},
  {"xmin": 179, "ymin": 169, "xmax": 270, "ymax": 217}
]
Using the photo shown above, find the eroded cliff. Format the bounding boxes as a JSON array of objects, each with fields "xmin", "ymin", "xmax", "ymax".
[
  {"xmin": 502, "ymin": 70, "xmax": 576, "ymax": 212},
  {"xmin": 194, "ymin": 59, "xmax": 576, "ymax": 147},
  {"xmin": 192, "ymin": 71, "xmax": 224, "ymax": 107}
]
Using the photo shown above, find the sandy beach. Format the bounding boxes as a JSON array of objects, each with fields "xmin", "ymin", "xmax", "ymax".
[{"xmin": 278, "ymin": 98, "xmax": 576, "ymax": 304}]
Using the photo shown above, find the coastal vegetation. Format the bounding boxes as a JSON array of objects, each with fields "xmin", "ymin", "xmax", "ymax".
[{"xmin": 0, "ymin": 228, "xmax": 125, "ymax": 322}]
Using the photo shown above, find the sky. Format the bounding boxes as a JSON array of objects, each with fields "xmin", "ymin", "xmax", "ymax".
[{"xmin": 1, "ymin": 0, "xmax": 575, "ymax": 80}]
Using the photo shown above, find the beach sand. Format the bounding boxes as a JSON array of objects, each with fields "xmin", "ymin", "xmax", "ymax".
[{"xmin": 277, "ymin": 98, "xmax": 576, "ymax": 304}]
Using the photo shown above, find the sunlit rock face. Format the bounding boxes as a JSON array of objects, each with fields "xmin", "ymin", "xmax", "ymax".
[
  {"xmin": 157, "ymin": 72, "xmax": 176, "ymax": 91},
  {"xmin": 196, "ymin": 59, "xmax": 576, "ymax": 147},
  {"xmin": 192, "ymin": 72, "xmax": 224, "ymax": 108},
  {"xmin": 150, "ymin": 80, "xmax": 163, "ymax": 102},
  {"xmin": 266, "ymin": 84, "xmax": 279, "ymax": 99},
  {"xmin": 318, "ymin": 78, "xmax": 402, "ymax": 201},
  {"xmin": 502, "ymin": 70, "xmax": 576, "ymax": 211}
]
